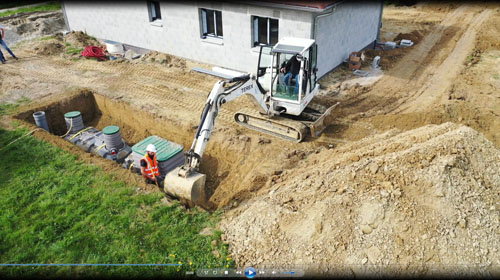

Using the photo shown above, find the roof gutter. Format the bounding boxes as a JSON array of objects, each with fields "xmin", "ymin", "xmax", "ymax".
[
  {"xmin": 240, "ymin": 1, "xmax": 331, "ymax": 13},
  {"xmin": 312, "ymin": 1, "xmax": 344, "ymax": 40}
]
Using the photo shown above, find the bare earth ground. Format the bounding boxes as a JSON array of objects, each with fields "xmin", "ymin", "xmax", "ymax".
[{"xmin": 1, "ymin": 3, "xmax": 499, "ymax": 276}]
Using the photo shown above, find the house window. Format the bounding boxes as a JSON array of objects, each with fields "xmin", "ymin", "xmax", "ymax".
[
  {"xmin": 148, "ymin": 1, "xmax": 161, "ymax": 22},
  {"xmin": 201, "ymin": 9, "xmax": 223, "ymax": 38},
  {"xmin": 253, "ymin": 16, "xmax": 278, "ymax": 46}
]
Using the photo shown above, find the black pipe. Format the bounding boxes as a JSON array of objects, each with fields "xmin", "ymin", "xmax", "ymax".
[
  {"xmin": 190, "ymin": 101, "xmax": 212, "ymax": 151},
  {"xmin": 229, "ymin": 74, "xmax": 250, "ymax": 83}
]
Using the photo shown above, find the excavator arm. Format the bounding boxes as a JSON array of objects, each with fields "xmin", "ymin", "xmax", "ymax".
[
  {"xmin": 185, "ymin": 73, "xmax": 268, "ymax": 171},
  {"xmin": 164, "ymin": 73, "xmax": 268, "ymax": 207}
]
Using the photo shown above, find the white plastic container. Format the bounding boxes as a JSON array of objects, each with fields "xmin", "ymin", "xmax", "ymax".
[
  {"xmin": 105, "ymin": 41, "xmax": 124, "ymax": 54},
  {"xmin": 400, "ymin": 39, "xmax": 414, "ymax": 47}
]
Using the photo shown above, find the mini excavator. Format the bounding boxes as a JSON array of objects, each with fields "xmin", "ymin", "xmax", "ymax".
[{"xmin": 164, "ymin": 37, "xmax": 338, "ymax": 207}]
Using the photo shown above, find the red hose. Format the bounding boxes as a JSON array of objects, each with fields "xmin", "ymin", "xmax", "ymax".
[{"xmin": 81, "ymin": 46, "xmax": 108, "ymax": 60}]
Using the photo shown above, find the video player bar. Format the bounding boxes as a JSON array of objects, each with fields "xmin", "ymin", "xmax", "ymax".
[{"xmin": 196, "ymin": 267, "xmax": 304, "ymax": 278}]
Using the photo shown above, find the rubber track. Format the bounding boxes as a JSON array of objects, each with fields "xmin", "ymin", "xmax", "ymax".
[{"xmin": 234, "ymin": 108, "xmax": 308, "ymax": 142}]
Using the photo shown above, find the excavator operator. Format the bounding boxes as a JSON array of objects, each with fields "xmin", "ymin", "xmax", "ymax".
[{"xmin": 280, "ymin": 54, "xmax": 300, "ymax": 92}]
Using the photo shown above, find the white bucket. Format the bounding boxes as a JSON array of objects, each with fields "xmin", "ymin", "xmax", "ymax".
[{"xmin": 106, "ymin": 41, "xmax": 124, "ymax": 54}]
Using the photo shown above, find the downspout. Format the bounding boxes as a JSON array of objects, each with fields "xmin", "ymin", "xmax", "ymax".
[
  {"xmin": 376, "ymin": 0, "xmax": 384, "ymax": 45},
  {"xmin": 61, "ymin": 1, "xmax": 71, "ymax": 32},
  {"xmin": 311, "ymin": 1, "xmax": 344, "ymax": 40},
  {"xmin": 311, "ymin": 1, "xmax": 343, "ymax": 80}
]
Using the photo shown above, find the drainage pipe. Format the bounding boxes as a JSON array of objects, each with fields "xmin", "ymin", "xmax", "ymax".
[{"xmin": 33, "ymin": 111, "xmax": 49, "ymax": 132}]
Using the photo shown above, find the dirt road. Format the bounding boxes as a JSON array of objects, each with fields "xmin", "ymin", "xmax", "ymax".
[{"xmin": 318, "ymin": 3, "xmax": 500, "ymax": 147}]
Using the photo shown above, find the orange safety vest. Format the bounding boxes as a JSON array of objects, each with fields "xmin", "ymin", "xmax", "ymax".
[{"xmin": 142, "ymin": 154, "xmax": 160, "ymax": 179}]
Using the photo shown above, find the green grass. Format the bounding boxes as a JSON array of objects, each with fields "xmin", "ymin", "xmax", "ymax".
[
  {"xmin": 65, "ymin": 46, "xmax": 83, "ymax": 55},
  {"xmin": 0, "ymin": 125, "xmax": 232, "ymax": 277},
  {"xmin": 40, "ymin": 35, "xmax": 56, "ymax": 41},
  {"xmin": 0, "ymin": 97, "xmax": 30, "ymax": 116},
  {"xmin": 0, "ymin": 1, "xmax": 47, "ymax": 10},
  {"xmin": 0, "ymin": 2, "xmax": 61, "ymax": 18},
  {"xmin": 0, "ymin": 103, "xmax": 19, "ymax": 116},
  {"xmin": 83, "ymin": 31, "xmax": 98, "ymax": 42}
]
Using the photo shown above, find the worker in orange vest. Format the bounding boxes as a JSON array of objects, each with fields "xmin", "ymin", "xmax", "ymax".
[{"xmin": 140, "ymin": 144, "xmax": 164, "ymax": 187}]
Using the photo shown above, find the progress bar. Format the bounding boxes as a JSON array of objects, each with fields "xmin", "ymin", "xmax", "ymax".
[{"xmin": 0, "ymin": 264, "xmax": 182, "ymax": 266}]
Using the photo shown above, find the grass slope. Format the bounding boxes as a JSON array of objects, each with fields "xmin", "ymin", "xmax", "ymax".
[
  {"xmin": 0, "ymin": 2, "xmax": 61, "ymax": 18},
  {"xmin": 0, "ymin": 126, "xmax": 232, "ymax": 278}
]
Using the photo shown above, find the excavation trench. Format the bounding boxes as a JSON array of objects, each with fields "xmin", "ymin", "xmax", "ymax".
[{"xmin": 14, "ymin": 89, "xmax": 244, "ymax": 209}]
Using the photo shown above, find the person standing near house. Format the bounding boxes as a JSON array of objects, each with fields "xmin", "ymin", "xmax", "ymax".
[
  {"xmin": 0, "ymin": 24, "xmax": 18, "ymax": 64},
  {"xmin": 280, "ymin": 54, "xmax": 301, "ymax": 93},
  {"xmin": 140, "ymin": 144, "xmax": 165, "ymax": 188},
  {"xmin": 0, "ymin": 48, "xmax": 4, "ymax": 64}
]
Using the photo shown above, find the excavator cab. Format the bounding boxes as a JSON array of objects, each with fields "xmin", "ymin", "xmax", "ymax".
[{"xmin": 257, "ymin": 37, "xmax": 319, "ymax": 116}]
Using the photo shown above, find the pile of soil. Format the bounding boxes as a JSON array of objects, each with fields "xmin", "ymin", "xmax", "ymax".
[
  {"xmin": 363, "ymin": 30, "xmax": 426, "ymax": 70},
  {"xmin": 364, "ymin": 48, "xmax": 407, "ymax": 70},
  {"xmin": 393, "ymin": 30, "xmax": 425, "ymax": 44},
  {"xmin": 18, "ymin": 12, "xmax": 65, "ymax": 36},
  {"xmin": 2, "ymin": 11, "xmax": 66, "ymax": 45},
  {"xmin": 220, "ymin": 123, "xmax": 500, "ymax": 276},
  {"xmin": 64, "ymin": 31, "xmax": 100, "ymax": 49},
  {"xmin": 140, "ymin": 51, "xmax": 186, "ymax": 68},
  {"xmin": 22, "ymin": 31, "xmax": 102, "ymax": 56},
  {"xmin": 474, "ymin": 5, "xmax": 500, "ymax": 53},
  {"xmin": 19, "ymin": 32, "xmax": 64, "ymax": 56},
  {"xmin": 33, "ymin": 41, "xmax": 64, "ymax": 55}
]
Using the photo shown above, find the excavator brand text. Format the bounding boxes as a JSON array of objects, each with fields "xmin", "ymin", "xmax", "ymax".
[{"xmin": 241, "ymin": 84, "xmax": 253, "ymax": 92}]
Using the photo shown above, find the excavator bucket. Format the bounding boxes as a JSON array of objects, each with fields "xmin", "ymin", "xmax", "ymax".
[{"xmin": 164, "ymin": 166, "xmax": 207, "ymax": 208}]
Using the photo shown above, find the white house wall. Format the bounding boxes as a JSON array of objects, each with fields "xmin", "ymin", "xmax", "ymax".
[
  {"xmin": 315, "ymin": 1, "xmax": 383, "ymax": 77},
  {"xmin": 63, "ymin": 1, "xmax": 313, "ymax": 74}
]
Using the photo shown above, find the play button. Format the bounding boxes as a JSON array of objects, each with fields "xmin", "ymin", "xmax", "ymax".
[{"xmin": 245, "ymin": 267, "xmax": 256, "ymax": 278}]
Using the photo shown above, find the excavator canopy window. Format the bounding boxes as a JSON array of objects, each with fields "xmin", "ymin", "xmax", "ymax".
[
  {"xmin": 257, "ymin": 45, "xmax": 274, "ymax": 92},
  {"xmin": 258, "ymin": 42, "xmax": 316, "ymax": 103},
  {"xmin": 272, "ymin": 53, "xmax": 300, "ymax": 101}
]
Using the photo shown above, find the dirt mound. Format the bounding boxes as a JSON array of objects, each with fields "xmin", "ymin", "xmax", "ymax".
[
  {"xmin": 64, "ymin": 31, "xmax": 100, "ymax": 48},
  {"xmin": 3, "ymin": 11, "xmax": 66, "ymax": 45},
  {"xmin": 17, "ymin": 32, "xmax": 65, "ymax": 56},
  {"xmin": 393, "ymin": 30, "xmax": 425, "ymax": 44},
  {"xmin": 363, "ymin": 30, "xmax": 425, "ymax": 70},
  {"xmin": 220, "ymin": 123, "xmax": 500, "ymax": 276},
  {"xmin": 475, "ymin": 5, "xmax": 500, "ymax": 53},
  {"xmin": 140, "ymin": 51, "xmax": 186, "ymax": 68},
  {"xmin": 364, "ymin": 48, "xmax": 407, "ymax": 70},
  {"xmin": 33, "ymin": 41, "xmax": 64, "ymax": 55},
  {"xmin": 24, "ymin": 31, "xmax": 101, "ymax": 56}
]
